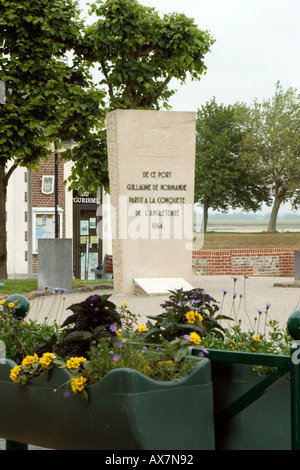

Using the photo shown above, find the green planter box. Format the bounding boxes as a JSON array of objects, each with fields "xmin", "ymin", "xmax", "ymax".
[
  {"xmin": 0, "ymin": 358, "xmax": 215, "ymax": 450},
  {"xmin": 212, "ymin": 362, "xmax": 291, "ymax": 450}
]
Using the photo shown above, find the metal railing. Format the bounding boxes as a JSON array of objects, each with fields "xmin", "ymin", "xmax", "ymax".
[
  {"xmin": 190, "ymin": 345, "xmax": 300, "ymax": 450},
  {"xmin": 4, "ymin": 316, "xmax": 300, "ymax": 450}
]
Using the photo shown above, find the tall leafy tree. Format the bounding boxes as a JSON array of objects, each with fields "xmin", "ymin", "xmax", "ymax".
[
  {"xmin": 239, "ymin": 82, "xmax": 300, "ymax": 231},
  {"xmin": 0, "ymin": 0, "xmax": 105, "ymax": 278},
  {"xmin": 66, "ymin": 0, "xmax": 215, "ymax": 194},
  {"xmin": 0, "ymin": 0, "xmax": 215, "ymax": 277},
  {"xmin": 195, "ymin": 98, "xmax": 270, "ymax": 231}
]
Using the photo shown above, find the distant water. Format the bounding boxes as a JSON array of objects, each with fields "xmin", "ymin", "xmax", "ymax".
[{"xmin": 206, "ymin": 220, "xmax": 300, "ymax": 233}]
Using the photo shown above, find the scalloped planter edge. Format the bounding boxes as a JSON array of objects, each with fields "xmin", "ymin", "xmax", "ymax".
[{"xmin": 0, "ymin": 358, "xmax": 215, "ymax": 450}]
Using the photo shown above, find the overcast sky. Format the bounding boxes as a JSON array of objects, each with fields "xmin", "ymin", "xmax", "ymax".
[
  {"xmin": 77, "ymin": 0, "xmax": 299, "ymax": 214},
  {"xmin": 78, "ymin": 0, "xmax": 300, "ymax": 111}
]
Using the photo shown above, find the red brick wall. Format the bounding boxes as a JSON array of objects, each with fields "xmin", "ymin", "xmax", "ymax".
[
  {"xmin": 31, "ymin": 153, "xmax": 66, "ymax": 229},
  {"xmin": 28, "ymin": 153, "xmax": 67, "ymax": 273},
  {"xmin": 192, "ymin": 248, "xmax": 300, "ymax": 277}
]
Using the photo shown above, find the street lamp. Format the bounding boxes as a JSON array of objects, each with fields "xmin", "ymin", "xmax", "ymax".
[{"xmin": 54, "ymin": 140, "xmax": 75, "ymax": 238}]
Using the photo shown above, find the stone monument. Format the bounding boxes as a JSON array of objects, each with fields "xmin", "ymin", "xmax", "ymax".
[
  {"xmin": 106, "ymin": 110, "xmax": 196, "ymax": 295},
  {"xmin": 38, "ymin": 238, "xmax": 73, "ymax": 293},
  {"xmin": 0, "ymin": 340, "xmax": 5, "ymax": 364}
]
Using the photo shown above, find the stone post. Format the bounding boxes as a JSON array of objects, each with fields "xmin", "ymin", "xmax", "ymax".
[{"xmin": 106, "ymin": 110, "xmax": 196, "ymax": 295}]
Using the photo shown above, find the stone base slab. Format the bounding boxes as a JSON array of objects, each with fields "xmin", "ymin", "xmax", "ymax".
[{"xmin": 134, "ymin": 277, "xmax": 193, "ymax": 295}]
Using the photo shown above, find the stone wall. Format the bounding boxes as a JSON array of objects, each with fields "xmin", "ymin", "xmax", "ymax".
[{"xmin": 192, "ymin": 248, "xmax": 300, "ymax": 277}]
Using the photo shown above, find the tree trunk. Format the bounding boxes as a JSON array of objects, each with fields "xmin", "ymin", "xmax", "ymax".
[
  {"xmin": 0, "ymin": 165, "xmax": 7, "ymax": 278},
  {"xmin": 203, "ymin": 201, "xmax": 209, "ymax": 232},
  {"xmin": 0, "ymin": 163, "xmax": 18, "ymax": 279},
  {"xmin": 267, "ymin": 195, "xmax": 283, "ymax": 232}
]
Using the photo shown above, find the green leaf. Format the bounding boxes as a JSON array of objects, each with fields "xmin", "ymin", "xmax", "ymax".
[
  {"xmin": 111, "ymin": 22, "xmax": 120, "ymax": 33},
  {"xmin": 174, "ymin": 345, "xmax": 188, "ymax": 363},
  {"xmin": 53, "ymin": 358, "xmax": 67, "ymax": 369},
  {"xmin": 63, "ymin": 331, "xmax": 93, "ymax": 343},
  {"xmin": 79, "ymin": 389, "xmax": 89, "ymax": 403}
]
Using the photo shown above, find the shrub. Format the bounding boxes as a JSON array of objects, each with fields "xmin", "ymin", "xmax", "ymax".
[{"xmin": 144, "ymin": 287, "xmax": 230, "ymax": 343}]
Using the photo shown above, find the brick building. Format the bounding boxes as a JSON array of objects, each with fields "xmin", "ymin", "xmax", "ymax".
[
  {"xmin": 6, "ymin": 153, "xmax": 298, "ymax": 280},
  {"xmin": 6, "ymin": 151, "xmax": 111, "ymax": 279}
]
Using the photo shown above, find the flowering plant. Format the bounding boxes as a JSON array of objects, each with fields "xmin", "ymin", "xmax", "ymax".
[
  {"xmin": 144, "ymin": 287, "xmax": 230, "ymax": 343},
  {"xmin": 4, "ymin": 278, "xmax": 297, "ymax": 400},
  {"xmin": 9, "ymin": 352, "xmax": 90, "ymax": 401},
  {"xmin": 34, "ymin": 294, "xmax": 122, "ymax": 358},
  {"xmin": 198, "ymin": 276, "xmax": 294, "ymax": 374},
  {"xmin": 7, "ymin": 294, "xmax": 210, "ymax": 401},
  {"xmin": 0, "ymin": 298, "xmax": 61, "ymax": 363},
  {"xmin": 9, "ymin": 326, "xmax": 201, "ymax": 402}
]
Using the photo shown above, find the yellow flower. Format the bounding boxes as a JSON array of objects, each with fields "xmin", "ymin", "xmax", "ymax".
[
  {"xmin": 195, "ymin": 312, "xmax": 203, "ymax": 322},
  {"xmin": 122, "ymin": 302, "xmax": 127, "ymax": 307},
  {"xmin": 22, "ymin": 353, "xmax": 39, "ymax": 369},
  {"xmin": 116, "ymin": 330, "xmax": 122, "ymax": 339},
  {"xmin": 8, "ymin": 302, "xmax": 14, "ymax": 308},
  {"xmin": 254, "ymin": 335, "xmax": 260, "ymax": 342},
  {"xmin": 70, "ymin": 376, "xmax": 87, "ymax": 393},
  {"xmin": 0, "ymin": 298, "xmax": 5, "ymax": 304},
  {"xmin": 20, "ymin": 322, "xmax": 26, "ymax": 326},
  {"xmin": 138, "ymin": 364, "xmax": 151, "ymax": 373},
  {"xmin": 190, "ymin": 332, "xmax": 201, "ymax": 345},
  {"xmin": 185, "ymin": 310, "xmax": 195, "ymax": 324},
  {"xmin": 66, "ymin": 356, "xmax": 87, "ymax": 370},
  {"xmin": 157, "ymin": 360, "xmax": 174, "ymax": 371},
  {"xmin": 136, "ymin": 324, "xmax": 149, "ymax": 332},
  {"xmin": 10, "ymin": 365, "xmax": 21, "ymax": 383},
  {"xmin": 39, "ymin": 352, "xmax": 55, "ymax": 368}
]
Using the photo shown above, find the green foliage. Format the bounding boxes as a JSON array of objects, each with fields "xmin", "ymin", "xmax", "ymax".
[
  {"xmin": 0, "ymin": 303, "xmax": 61, "ymax": 363},
  {"xmin": 66, "ymin": 0, "xmax": 215, "ymax": 193},
  {"xmin": 238, "ymin": 82, "xmax": 300, "ymax": 230},
  {"xmin": 4, "ymin": 280, "xmax": 296, "ymax": 398},
  {"xmin": 0, "ymin": 278, "xmax": 112, "ymax": 295},
  {"xmin": 0, "ymin": 279, "xmax": 38, "ymax": 295},
  {"xmin": 201, "ymin": 321, "xmax": 292, "ymax": 355},
  {"xmin": 0, "ymin": 0, "xmax": 215, "ymax": 243},
  {"xmin": 35, "ymin": 294, "xmax": 122, "ymax": 358},
  {"xmin": 201, "ymin": 321, "xmax": 293, "ymax": 375},
  {"xmin": 144, "ymin": 287, "xmax": 229, "ymax": 343},
  {"xmin": 0, "ymin": 0, "xmax": 105, "ymax": 277},
  {"xmin": 78, "ymin": 0, "xmax": 215, "ymax": 110},
  {"xmin": 86, "ymin": 337, "xmax": 199, "ymax": 383},
  {"xmin": 63, "ymin": 294, "xmax": 121, "ymax": 330},
  {"xmin": 0, "ymin": 0, "xmax": 104, "ymax": 165},
  {"xmin": 0, "ymin": 0, "xmax": 81, "ymax": 56},
  {"xmin": 7, "ymin": 295, "xmax": 200, "ymax": 398},
  {"xmin": 72, "ymin": 278, "xmax": 113, "ymax": 288},
  {"xmin": 118, "ymin": 301, "xmax": 141, "ymax": 335},
  {"xmin": 195, "ymin": 98, "xmax": 271, "ymax": 230},
  {"xmin": 64, "ymin": 130, "xmax": 110, "ymax": 194}
]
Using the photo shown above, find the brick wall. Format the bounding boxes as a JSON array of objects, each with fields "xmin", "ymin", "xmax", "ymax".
[
  {"xmin": 31, "ymin": 153, "xmax": 66, "ymax": 226},
  {"xmin": 192, "ymin": 248, "xmax": 300, "ymax": 277},
  {"xmin": 27, "ymin": 153, "xmax": 66, "ymax": 274}
]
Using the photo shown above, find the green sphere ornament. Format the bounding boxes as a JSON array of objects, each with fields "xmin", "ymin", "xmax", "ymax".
[
  {"xmin": 287, "ymin": 309, "xmax": 300, "ymax": 341},
  {"xmin": 5, "ymin": 294, "xmax": 30, "ymax": 320}
]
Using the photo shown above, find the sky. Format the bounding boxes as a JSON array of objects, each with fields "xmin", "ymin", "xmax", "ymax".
[
  {"xmin": 78, "ymin": 0, "xmax": 300, "ymax": 111},
  {"xmin": 77, "ymin": 0, "xmax": 300, "ymax": 215}
]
